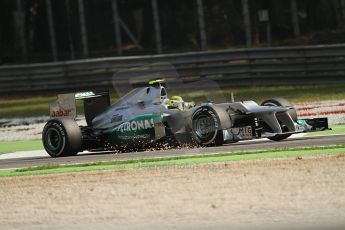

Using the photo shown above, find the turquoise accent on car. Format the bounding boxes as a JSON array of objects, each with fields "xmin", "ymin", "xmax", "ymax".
[
  {"xmin": 108, "ymin": 114, "xmax": 164, "ymax": 145},
  {"xmin": 297, "ymin": 119, "xmax": 307, "ymax": 125}
]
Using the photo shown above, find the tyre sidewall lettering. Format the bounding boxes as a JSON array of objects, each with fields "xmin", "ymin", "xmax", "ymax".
[
  {"xmin": 43, "ymin": 121, "xmax": 67, "ymax": 157},
  {"xmin": 192, "ymin": 106, "xmax": 220, "ymax": 144}
]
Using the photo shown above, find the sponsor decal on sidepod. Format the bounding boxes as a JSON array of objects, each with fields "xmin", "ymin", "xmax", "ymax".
[{"xmin": 116, "ymin": 119, "xmax": 154, "ymax": 132}]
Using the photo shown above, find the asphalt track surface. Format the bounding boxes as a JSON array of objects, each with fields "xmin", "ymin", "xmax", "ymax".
[{"xmin": 0, "ymin": 135, "xmax": 344, "ymax": 170}]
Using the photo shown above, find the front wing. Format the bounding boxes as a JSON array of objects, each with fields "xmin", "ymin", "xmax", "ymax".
[{"xmin": 222, "ymin": 118, "xmax": 329, "ymax": 142}]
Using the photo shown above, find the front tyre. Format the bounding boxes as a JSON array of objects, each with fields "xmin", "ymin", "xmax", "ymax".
[
  {"xmin": 42, "ymin": 119, "xmax": 82, "ymax": 157},
  {"xmin": 191, "ymin": 106, "xmax": 220, "ymax": 145}
]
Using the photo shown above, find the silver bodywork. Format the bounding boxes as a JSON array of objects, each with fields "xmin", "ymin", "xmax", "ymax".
[
  {"xmin": 90, "ymin": 85, "xmax": 303, "ymax": 143},
  {"xmin": 92, "ymin": 86, "xmax": 189, "ymax": 134}
]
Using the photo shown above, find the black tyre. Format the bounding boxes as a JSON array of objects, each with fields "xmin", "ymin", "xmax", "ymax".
[
  {"xmin": 261, "ymin": 98, "xmax": 297, "ymax": 141},
  {"xmin": 214, "ymin": 130, "xmax": 224, "ymax": 146},
  {"xmin": 42, "ymin": 119, "xmax": 82, "ymax": 157},
  {"xmin": 191, "ymin": 106, "xmax": 220, "ymax": 145}
]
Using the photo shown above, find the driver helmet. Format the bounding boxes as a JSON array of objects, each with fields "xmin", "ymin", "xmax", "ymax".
[{"xmin": 167, "ymin": 96, "xmax": 184, "ymax": 110}]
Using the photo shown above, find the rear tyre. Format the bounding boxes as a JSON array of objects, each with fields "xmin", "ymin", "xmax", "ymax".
[
  {"xmin": 261, "ymin": 98, "xmax": 297, "ymax": 141},
  {"xmin": 191, "ymin": 106, "xmax": 220, "ymax": 145},
  {"xmin": 42, "ymin": 119, "xmax": 82, "ymax": 157}
]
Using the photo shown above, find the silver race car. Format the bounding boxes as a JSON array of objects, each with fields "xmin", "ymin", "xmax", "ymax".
[{"xmin": 42, "ymin": 80, "xmax": 329, "ymax": 157}]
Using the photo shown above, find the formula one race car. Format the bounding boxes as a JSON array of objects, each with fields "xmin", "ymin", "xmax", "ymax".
[{"xmin": 42, "ymin": 80, "xmax": 329, "ymax": 157}]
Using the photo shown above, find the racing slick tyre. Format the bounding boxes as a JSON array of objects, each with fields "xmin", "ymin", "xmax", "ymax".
[
  {"xmin": 214, "ymin": 130, "xmax": 224, "ymax": 146},
  {"xmin": 191, "ymin": 105, "xmax": 230, "ymax": 146},
  {"xmin": 261, "ymin": 98, "xmax": 298, "ymax": 141},
  {"xmin": 192, "ymin": 106, "xmax": 219, "ymax": 145},
  {"xmin": 42, "ymin": 119, "xmax": 82, "ymax": 157}
]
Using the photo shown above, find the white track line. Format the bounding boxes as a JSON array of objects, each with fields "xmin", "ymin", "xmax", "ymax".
[{"xmin": 0, "ymin": 133, "xmax": 308, "ymax": 160}]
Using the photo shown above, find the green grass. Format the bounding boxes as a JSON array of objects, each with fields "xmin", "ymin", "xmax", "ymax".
[
  {"xmin": 1, "ymin": 145, "xmax": 344, "ymax": 177},
  {"xmin": 0, "ymin": 96, "xmax": 86, "ymax": 118},
  {"xmin": 307, "ymin": 124, "xmax": 345, "ymax": 137},
  {"xmin": 0, "ymin": 140, "xmax": 43, "ymax": 154},
  {"xmin": 1, "ymin": 84, "xmax": 345, "ymax": 118},
  {"xmin": 0, "ymin": 96, "xmax": 55, "ymax": 118}
]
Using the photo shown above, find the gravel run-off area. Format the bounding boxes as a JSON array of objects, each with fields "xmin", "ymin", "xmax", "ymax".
[{"xmin": 1, "ymin": 154, "xmax": 345, "ymax": 230}]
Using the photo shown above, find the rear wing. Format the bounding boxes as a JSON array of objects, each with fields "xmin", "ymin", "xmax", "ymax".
[{"xmin": 50, "ymin": 91, "xmax": 110, "ymax": 126}]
